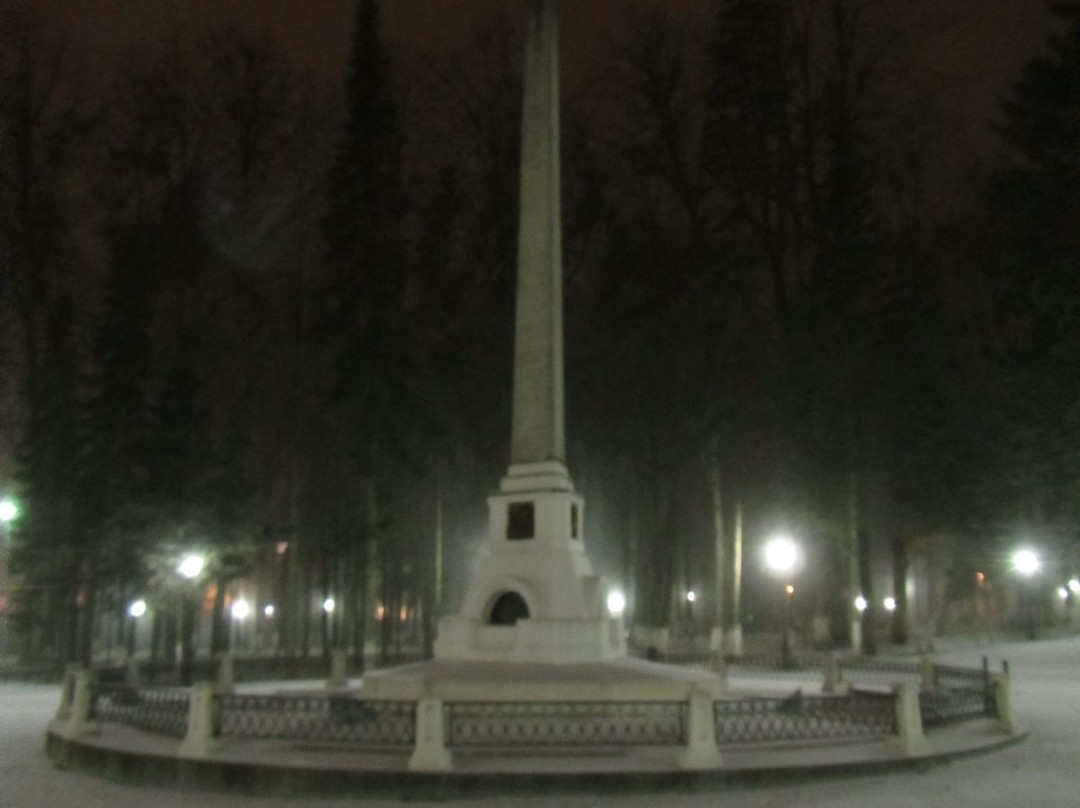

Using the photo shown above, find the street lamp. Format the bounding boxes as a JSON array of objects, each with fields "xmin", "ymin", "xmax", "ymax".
[
  {"xmin": 1012, "ymin": 549, "xmax": 1040, "ymax": 577},
  {"xmin": 126, "ymin": 599, "xmax": 147, "ymax": 658},
  {"xmin": 1012, "ymin": 548, "xmax": 1040, "ymax": 639},
  {"xmin": 322, "ymin": 597, "xmax": 336, "ymax": 614},
  {"xmin": 1068, "ymin": 579, "xmax": 1079, "ymax": 595},
  {"xmin": 177, "ymin": 554, "xmax": 205, "ymax": 580},
  {"xmin": 764, "ymin": 536, "xmax": 800, "ymax": 668},
  {"xmin": 0, "ymin": 499, "xmax": 17, "ymax": 524},
  {"xmin": 854, "ymin": 595, "xmax": 868, "ymax": 613},
  {"xmin": 883, "ymin": 597, "xmax": 897, "ymax": 613},
  {"xmin": 230, "ymin": 599, "xmax": 251, "ymax": 621},
  {"xmin": 606, "ymin": 590, "xmax": 626, "ymax": 618}
]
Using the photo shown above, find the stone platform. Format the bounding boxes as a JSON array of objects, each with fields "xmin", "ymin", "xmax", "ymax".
[{"xmin": 359, "ymin": 657, "xmax": 723, "ymax": 701}]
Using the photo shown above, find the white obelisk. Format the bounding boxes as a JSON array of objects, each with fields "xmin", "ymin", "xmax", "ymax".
[{"xmin": 434, "ymin": 0, "xmax": 623, "ymax": 663}]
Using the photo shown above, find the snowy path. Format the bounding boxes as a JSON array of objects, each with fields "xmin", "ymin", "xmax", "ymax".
[{"xmin": 2, "ymin": 637, "xmax": 1077, "ymax": 808}]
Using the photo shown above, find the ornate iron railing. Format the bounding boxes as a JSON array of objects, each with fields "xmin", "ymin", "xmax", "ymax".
[
  {"xmin": 919, "ymin": 686, "xmax": 996, "ymax": 728},
  {"xmin": 215, "ymin": 695, "xmax": 415, "ymax": 746},
  {"xmin": 90, "ymin": 685, "xmax": 190, "ymax": 738},
  {"xmin": 837, "ymin": 657, "xmax": 921, "ymax": 685},
  {"xmin": 714, "ymin": 692, "xmax": 896, "ymax": 745},
  {"xmin": 933, "ymin": 663, "xmax": 987, "ymax": 689},
  {"xmin": 446, "ymin": 701, "xmax": 687, "ymax": 748}
]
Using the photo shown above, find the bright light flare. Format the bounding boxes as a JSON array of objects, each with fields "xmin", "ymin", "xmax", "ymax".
[
  {"xmin": 127, "ymin": 599, "xmax": 147, "ymax": 618},
  {"xmin": 0, "ymin": 499, "xmax": 17, "ymax": 523},
  {"xmin": 1069, "ymin": 579, "xmax": 1080, "ymax": 594},
  {"xmin": 177, "ymin": 554, "xmax": 205, "ymax": 579},
  {"xmin": 1058, "ymin": 587, "xmax": 1070, "ymax": 601},
  {"xmin": 263, "ymin": 604, "xmax": 275, "ymax": 618},
  {"xmin": 606, "ymin": 590, "xmax": 626, "ymax": 617},
  {"xmin": 230, "ymin": 599, "xmax": 251, "ymax": 620},
  {"xmin": 883, "ymin": 597, "xmax": 897, "ymax": 612},
  {"xmin": 854, "ymin": 595, "xmax": 868, "ymax": 613},
  {"xmin": 764, "ymin": 536, "xmax": 798, "ymax": 574},
  {"xmin": 322, "ymin": 598, "xmax": 336, "ymax": 614},
  {"xmin": 686, "ymin": 590, "xmax": 697, "ymax": 603},
  {"xmin": 1012, "ymin": 549, "xmax": 1040, "ymax": 577}
]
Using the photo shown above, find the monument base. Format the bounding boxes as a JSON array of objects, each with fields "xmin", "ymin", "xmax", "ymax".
[
  {"xmin": 361, "ymin": 656, "xmax": 723, "ymax": 702},
  {"xmin": 434, "ymin": 614, "xmax": 624, "ymax": 664}
]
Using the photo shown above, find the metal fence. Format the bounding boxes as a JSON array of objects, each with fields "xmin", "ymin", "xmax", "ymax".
[
  {"xmin": 838, "ymin": 656, "xmax": 921, "ymax": 685},
  {"xmin": 216, "ymin": 695, "xmax": 415, "ymax": 746},
  {"xmin": 919, "ymin": 686, "xmax": 996, "ymax": 728},
  {"xmin": 445, "ymin": 701, "xmax": 687, "ymax": 748},
  {"xmin": 714, "ymin": 691, "xmax": 896, "ymax": 745},
  {"xmin": 90, "ymin": 685, "xmax": 190, "ymax": 738}
]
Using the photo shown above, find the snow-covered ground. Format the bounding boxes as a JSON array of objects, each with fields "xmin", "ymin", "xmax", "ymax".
[{"xmin": 2, "ymin": 637, "xmax": 1077, "ymax": 808}]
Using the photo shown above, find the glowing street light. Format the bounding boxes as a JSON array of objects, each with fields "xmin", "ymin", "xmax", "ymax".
[
  {"xmin": 883, "ymin": 596, "xmax": 897, "ymax": 612},
  {"xmin": 1012, "ymin": 549, "xmax": 1040, "ymax": 577},
  {"xmin": 686, "ymin": 590, "xmax": 697, "ymax": 603},
  {"xmin": 764, "ymin": 535, "xmax": 800, "ymax": 669},
  {"xmin": 764, "ymin": 536, "xmax": 798, "ymax": 574},
  {"xmin": 263, "ymin": 604, "xmax": 275, "ymax": 618},
  {"xmin": 127, "ymin": 599, "xmax": 147, "ymax": 618},
  {"xmin": 177, "ymin": 554, "xmax": 205, "ymax": 580},
  {"xmin": 606, "ymin": 590, "xmax": 626, "ymax": 618},
  {"xmin": 0, "ymin": 498, "xmax": 18, "ymax": 523},
  {"xmin": 1058, "ymin": 587, "xmax": 1070, "ymax": 601},
  {"xmin": 1069, "ymin": 579, "xmax": 1080, "ymax": 595},
  {"xmin": 230, "ymin": 599, "xmax": 251, "ymax": 621},
  {"xmin": 322, "ymin": 597, "xmax": 336, "ymax": 614},
  {"xmin": 854, "ymin": 595, "xmax": 868, "ymax": 613}
]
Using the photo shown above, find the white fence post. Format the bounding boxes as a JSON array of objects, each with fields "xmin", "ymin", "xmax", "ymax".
[
  {"xmin": 179, "ymin": 682, "xmax": 219, "ymax": 758},
  {"xmin": 409, "ymin": 698, "xmax": 452, "ymax": 772},
  {"xmin": 216, "ymin": 652, "xmax": 235, "ymax": 693},
  {"xmin": 327, "ymin": 649, "xmax": 348, "ymax": 689},
  {"xmin": 678, "ymin": 690, "xmax": 723, "ymax": 770},
  {"xmin": 991, "ymin": 670, "xmax": 1013, "ymax": 733},
  {"xmin": 61, "ymin": 669, "xmax": 95, "ymax": 738},
  {"xmin": 822, "ymin": 653, "xmax": 842, "ymax": 694},
  {"xmin": 891, "ymin": 682, "xmax": 929, "ymax": 757},
  {"xmin": 920, "ymin": 655, "xmax": 936, "ymax": 691},
  {"xmin": 54, "ymin": 663, "xmax": 79, "ymax": 721}
]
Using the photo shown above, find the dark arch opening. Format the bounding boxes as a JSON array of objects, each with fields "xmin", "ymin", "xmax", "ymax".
[{"xmin": 489, "ymin": 592, "xmax": 530, "ymax": 626}]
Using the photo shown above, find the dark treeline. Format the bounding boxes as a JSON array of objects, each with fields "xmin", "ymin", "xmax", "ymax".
[{"xmin": 2, "ymin": 0, "xmax": 1078, "ymax": 667}]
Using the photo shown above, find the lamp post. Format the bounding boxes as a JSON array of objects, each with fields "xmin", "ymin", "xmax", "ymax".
[
  {"xmin": 764, "ymin": 536, "xmax": 799, "ymax": 668},
  {"xmin": 126, "ymin": 599, "xmax": 147, "ymax": 658},
  {"xmin": 1012, "ymin": 548, "xmax": 1040, "ymax": 639},
  {"xmin": 175, "ymin": 554, "xmax": 206, "ymax": 683}
]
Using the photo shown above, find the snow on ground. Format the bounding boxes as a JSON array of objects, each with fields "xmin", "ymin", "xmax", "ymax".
[{"xmin": 1, "ymin": 637, "xmax": 1077, "ymax": 808}]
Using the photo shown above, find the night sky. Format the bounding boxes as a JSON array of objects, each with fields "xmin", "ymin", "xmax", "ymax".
[{"xmin": 11, "ymin": 0, "xmax": 1061, "ymax": 150}]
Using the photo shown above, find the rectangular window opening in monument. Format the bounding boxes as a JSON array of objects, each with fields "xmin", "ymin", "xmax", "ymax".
[
  {"xmin": 507, "ymin": 502, "xmax": 535, "ymax": 540},
  {"xmin": 571, "ymin": 503, "xmax": 579, "ymax": 539}
]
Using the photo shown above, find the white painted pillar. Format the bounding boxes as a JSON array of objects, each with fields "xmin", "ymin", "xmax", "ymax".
[
  {"xmin": 179, "ymin": 682, "xmax": 219, "ymax": 758},
  {"xmin": 327, "ymin": 649, "xmax": 348, "ymax": 689},
  {"xmin": 822, "ymin": 653, "xmax": 842, "ymax": 694},
  {"xmin": 920, "ymin": 654, "xmax": 936, "ymax": 691},
  {"xmin": 891, "ymin": 683, "xmax": 929, "ymax": 757},
  {"xmin": 678, "ymin": 690, "xmax": 723, "ymax": 770},
  {"xmin": 61, "ymin": 669, "xmax": 94, "ymax": 738},
  {"xmin": 991, "ymin": 672, "xmax": 1013, "ymax": 733},
  {"xmin": 409, "ymin": 698, "xmax": 452, "ymax": 772},
  {"xmin": 216, "ymin": 652, "xmax": 235, "ymax": 693},
  {"xmin": 124, "ymin": 657, "xmax": 141, "ymax": 688},
  {"xmin": 54, "ymin": 663, "xmax": 79, "ymax": 721}
]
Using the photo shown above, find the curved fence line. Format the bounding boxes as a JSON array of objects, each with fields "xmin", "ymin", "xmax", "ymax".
[
  {"xmin": 74, "ymin": 653, "xmax": 1002, "ymax": 761},
  {"xmin": 445, "ymin": 701, "xmax": 686, "ymax": 748}
]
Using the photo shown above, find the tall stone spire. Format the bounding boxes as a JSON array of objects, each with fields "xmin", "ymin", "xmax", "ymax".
[{"xmin": 510, "ymin": 0, "xmax": 565, "ymax": 467}]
